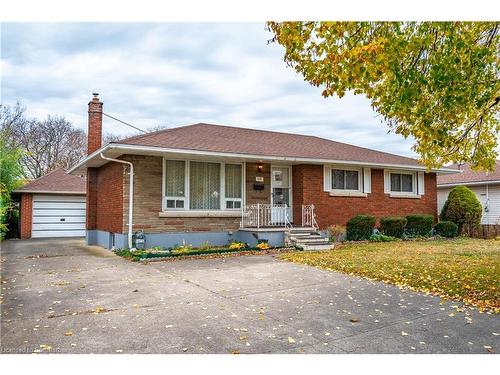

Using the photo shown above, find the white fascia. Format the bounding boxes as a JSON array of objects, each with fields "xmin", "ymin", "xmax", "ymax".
[{"xmin": 68, "ymin": 143, "xmax": 461, "ymax": 175}]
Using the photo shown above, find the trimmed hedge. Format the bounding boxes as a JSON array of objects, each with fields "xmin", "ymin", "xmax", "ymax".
[
  {"xmin": 406, "ymin": 214, "xmax": 434, "ymax": 236},
  {"xmin": 380, "ymin": 216, "xmax": 407, "ymax": 238},
  {"xmin": 346, "ymin": 215, "xmax": 376, "ymax": 240},
  {"xmin": 434, "ymin": 221, "xmax": 459, "ymax": 238}
]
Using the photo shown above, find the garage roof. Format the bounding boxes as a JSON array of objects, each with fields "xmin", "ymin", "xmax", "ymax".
[{"xmin": 13, "ymin": 168, "xmax": 86, "ymax": 194}]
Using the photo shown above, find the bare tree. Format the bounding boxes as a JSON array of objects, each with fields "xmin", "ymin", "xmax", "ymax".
[
  {"xmin": 5, "ymin": 114, "xmax": 87, "ymax": 179},
  {"xmin": 1, "ymin": 102, "xmax": 172, "ymax": 179},
  {"xmin": 0, "ymin": 102, "xmax": 27, "ymax": 142},
  {"xmin": 102, "ymin": 132, "xmax": 123, "ymax": 145}
]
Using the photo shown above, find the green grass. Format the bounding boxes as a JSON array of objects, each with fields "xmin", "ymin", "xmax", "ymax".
[{"xmin": 280, "ymin": 238, "xmax": 500, "ymax": 312}]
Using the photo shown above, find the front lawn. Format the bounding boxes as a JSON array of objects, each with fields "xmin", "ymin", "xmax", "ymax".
[{"xmin": 280, "ymin": 238, "xmax": 499, "ymax": 312}]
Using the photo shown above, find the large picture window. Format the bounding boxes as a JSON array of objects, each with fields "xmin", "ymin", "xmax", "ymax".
[
  {"xmin": 331, "ymin": 169, "xmax": 360, "ymax": 191},
  {"xmin": 189, "ymin": 162, "xmax": 221, "ymax": 210},
  {"xmin": 163, "ymin": 159, "xmax": 244, "ymax": 211}
]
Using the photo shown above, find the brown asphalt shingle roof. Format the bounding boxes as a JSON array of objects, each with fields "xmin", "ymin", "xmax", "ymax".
[
  {"xmin": 118, "ymin": 123, "xmax": 422, "ymax": 166},
  {"xmin": 15, "ymin": 168, "xmax": 86, "ymax": 194},
  {"xmin": 437, "ymin": 161, "xmax": 500, "ymax": 185}
]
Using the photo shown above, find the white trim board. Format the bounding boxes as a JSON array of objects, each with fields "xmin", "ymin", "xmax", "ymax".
[{"xmin": 68, "ymin": 143, "xmax": 459, "ymax": 175}]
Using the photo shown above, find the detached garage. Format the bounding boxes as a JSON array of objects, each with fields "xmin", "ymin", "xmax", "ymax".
[{"xmin": 13, "ymin": 168, "xmax": 86, "ymax": 239}]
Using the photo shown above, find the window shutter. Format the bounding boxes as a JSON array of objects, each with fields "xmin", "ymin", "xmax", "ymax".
[
  {"xmin": 363, "ymin": 168, "xmax": 371, "ymax": 193},
  {"xmin": 417, "ymin": 172, "xmax": 425, "ymax": 195},
  {"xmin": 383, "ymin": 170, "xmax": 391, "ymax": 193},
  {"xmin": 323, "ymin": 165, "xmax": 331, "ymax": 192}
]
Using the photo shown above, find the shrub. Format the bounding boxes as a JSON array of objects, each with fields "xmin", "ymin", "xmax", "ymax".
[
  {"xmin": 434, "ymin": 221, "xmax": 459, "ymax": 238},
  {"xmin": 369, "ymin": 234, "xmax": 398, "ymax": 242},
  {"xmin": 172, "ymin": 245, "xmax": 193, "ymax": 254},
  {"xmin": 327, "ymin": 224, "xmax": 346, "ymax": 242},
  {"xmin": 405, "ymin": 214, "xmax": 434, "ymax": 236},
  {"xmin": 346, "ymin": 215, "xmax": 376, "ymax": 241},
  {"xmin": 256, "ymin": 242, "xmax": 270, "ymax": 250},
  {"xmin": 229, "ymin": 241, "xmax": 246, "ymax": 250},
  {"xmin": 440, "ymin": 185, "xmax": 482, "ymax": 235},
  {"xmin": 380, "ymin": 216, "xmax": 407, "ymax": 238}
]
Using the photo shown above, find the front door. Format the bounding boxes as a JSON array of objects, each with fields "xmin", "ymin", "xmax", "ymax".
[{"xmin": 271, "ymin": 166, "xmax": 293, "ymax": 224}]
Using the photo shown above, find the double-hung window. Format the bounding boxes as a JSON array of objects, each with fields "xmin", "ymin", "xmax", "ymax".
[
  {"xmin": 163, "ymin": 159, "xmax": 243, "ymax": 211},
  {"xmin": 331, "ymin": 168, "xmax": 361, "ymax": 192}
]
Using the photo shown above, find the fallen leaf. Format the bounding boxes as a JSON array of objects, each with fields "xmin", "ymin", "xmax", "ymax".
[
  {"xmin": 401, "ymin": 331, "xmax": 408, "ymax": 336},
  {"xmin": 288, "ymin": 337, "xmax": 296, "ymax": 344},
  {"xmin": 64, "ymin": 331, "xmax": 73, "ymax": 336}
]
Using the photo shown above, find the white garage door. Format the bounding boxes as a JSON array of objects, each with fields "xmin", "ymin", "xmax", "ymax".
[{"xmin": 32, "ymin": 195, "xmax": 86, "ymax": 238}]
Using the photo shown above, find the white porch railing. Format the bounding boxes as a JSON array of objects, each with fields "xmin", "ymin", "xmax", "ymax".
[
  {"xmin": 241, "ymin": 204, "xmax": 292, "ymax": 229},
  {"xmin": 302, "ymin": 204, "xmax": 319, "ymax": 231}
]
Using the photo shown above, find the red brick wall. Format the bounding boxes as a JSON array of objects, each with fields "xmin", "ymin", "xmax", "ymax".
[
  {"xmin": 87, "ymin": 96, "xmax": 103, "ymax": 154},
  {"xmin": 20, "ymin": 193, "xmax": 33, "ymax": 239},
  {"xmin": 95, "ymin": 162, "xmax": 124, "ymax": 233},
  {"xmin": 86, "ymin": 168, "xmax": 97, "ymax": 230},
  {"xmin": 292, "ymin": 165, "xmax": 437, "ymax": 229}
]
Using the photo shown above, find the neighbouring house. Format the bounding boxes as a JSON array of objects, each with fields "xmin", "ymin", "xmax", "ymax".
[
  {"xmin": 68, "ymin": 94, "xmax": 457, "ymax": 249},
  {"xmin": 437, "ymin": 161, "xmax": 500, "ymax": 237},
  {"xmin": 12, "ymin": 168, "xmax": 86, "ymax": 239}
]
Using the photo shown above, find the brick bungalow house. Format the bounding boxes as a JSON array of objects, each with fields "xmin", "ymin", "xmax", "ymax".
[
  {"xmin": 13, "ymin": 168, "xmax": 86, "ymax": 239},
  {"xmin": 69, "ymin": 94, "xmax": 457, "ymax": 249}
]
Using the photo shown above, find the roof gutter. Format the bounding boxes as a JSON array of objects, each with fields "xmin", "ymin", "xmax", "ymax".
[
  {"xmin": 99, "ymin": 153, "xmax": 135, "ymax": 250},
  {"xmin": 437, "ymin": 179, "xmax": 500, "ymax": 188},
  {"xmin": 11, "ymin": 190, "xmax": 86, "ymax": 194},
  {"xmin": 68, "ymin": 143, "xmax": 460, "ymax": 174}
]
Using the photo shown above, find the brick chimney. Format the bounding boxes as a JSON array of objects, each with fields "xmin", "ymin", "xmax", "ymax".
[{"xmin": 87, "ymin": 93, "xmax": 103, "ymax": 154}]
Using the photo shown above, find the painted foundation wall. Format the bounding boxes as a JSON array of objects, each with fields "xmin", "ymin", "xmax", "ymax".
[{"xmin": 86, "ymin": 229, "xmax": 285, "ymax": 250}]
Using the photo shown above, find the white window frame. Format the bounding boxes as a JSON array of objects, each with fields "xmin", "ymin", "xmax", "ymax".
[
  {"xmin": 162, "ymin": 158, "xmax": 245, "ymax": 212},
  {"xmin": 162, "ymin": 159, "xmax": 188, "ymax": 211},
  {"xmin": 330, "ymin": 166, "xmax": 363, "ymax": 193},
  {"xmin": 223, "ymin": 163, "xmax": 244, "ymax": 210},
  {"xmin": 384, "ymin": 169, "xmax": 420, "ymax": 197}
]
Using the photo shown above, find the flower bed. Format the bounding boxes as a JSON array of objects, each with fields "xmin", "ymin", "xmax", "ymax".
[{"xmin": 113, "ymin": 241, "xmax": 287, "ymax": 262}]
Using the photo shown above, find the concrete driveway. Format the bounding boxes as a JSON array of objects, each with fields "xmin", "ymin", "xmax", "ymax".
[{"xmin": 1, "ymin": 238, "xmax": 498, "ymax": 354}]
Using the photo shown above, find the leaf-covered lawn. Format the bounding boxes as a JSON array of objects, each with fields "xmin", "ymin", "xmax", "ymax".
[{"xmin": 280, "ymin": 238, "xmax": 500, "ymax": 312}]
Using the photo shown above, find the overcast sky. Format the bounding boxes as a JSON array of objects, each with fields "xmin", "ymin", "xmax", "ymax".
[{"xmin": 1, "ymin": 22, "xmax": 417, "ymax": 157}]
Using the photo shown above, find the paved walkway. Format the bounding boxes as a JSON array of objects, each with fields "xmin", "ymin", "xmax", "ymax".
[{"xmin": 1, "ymin": 238, "xmax": 498, "ymax": 353}]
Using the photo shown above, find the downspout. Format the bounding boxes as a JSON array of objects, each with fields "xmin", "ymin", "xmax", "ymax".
[{"xmin": 100, "ymin": 153, "xmax": 134, "ymax": 250}]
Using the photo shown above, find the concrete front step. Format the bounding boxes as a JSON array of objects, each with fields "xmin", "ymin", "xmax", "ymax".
[
  {"xmin": 299, "ymin": 243, "xmax": 334, "ymax": 251},
  {"xmin": 288, "ymin": 228, "xmax": 317, "ymax": 234},
  {"xmin": 286, "ymin": 226, "xmax": 331, "ymax": 250},
  {"xmin": 291, "ymin": 237, "xmax": 329, "ymax": 244}
]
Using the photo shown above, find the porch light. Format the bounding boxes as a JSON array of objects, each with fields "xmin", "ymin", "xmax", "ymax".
[{"xmin": 257, "ymin": 163, "xmax": 263, "ymax": 173}]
